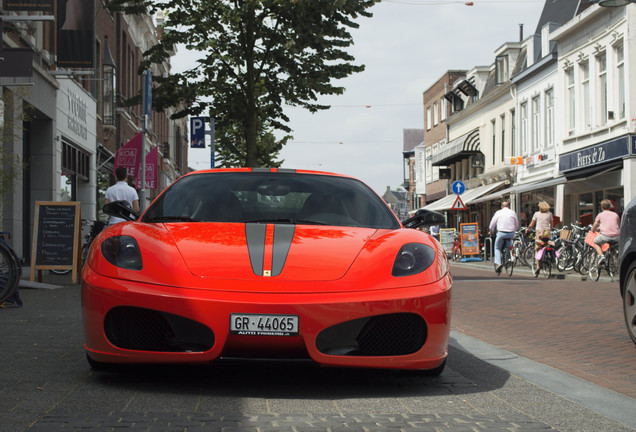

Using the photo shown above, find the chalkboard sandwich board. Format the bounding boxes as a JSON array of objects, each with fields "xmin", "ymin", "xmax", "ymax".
[{"xmin": 30, "ymin": 201, "xmax": 81, "ymax": 283}]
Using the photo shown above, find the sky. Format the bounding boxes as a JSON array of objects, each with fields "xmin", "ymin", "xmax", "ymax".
[{"xmin": 183, "ymin": 0, "xmax": 545, "ymax": 195}]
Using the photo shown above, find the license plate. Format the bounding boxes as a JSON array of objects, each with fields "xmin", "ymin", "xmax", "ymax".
[{"xmin": 230, "ymin": 313, "xmax": 299, "ymax": 336}]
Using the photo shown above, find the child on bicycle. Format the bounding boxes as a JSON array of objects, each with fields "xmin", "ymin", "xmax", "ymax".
[
  {"xmin": 526, "ymin": 201, "xmax": 553, "ymax": 277},
  {"xmin": 591, "ymin": 199, "xmax": 620, "ymax": 265}
]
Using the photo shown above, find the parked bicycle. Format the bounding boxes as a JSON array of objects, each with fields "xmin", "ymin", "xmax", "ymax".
[
  {"xmin": 50, "ymin": 219, "xmax": 105, "ymax": 275},
  {"xmin": 0, "ymin": 231, "xmax": 21, "ymax": 304},
  {"xmin": 521, "ymin": 229, "xmax": 536, "ymax": 268},
  {"xmin": 451, "ymin": 232, "xmax": 462, "ymax": 262},
  {"xmin": 511, "ymin": 227, "xmax": 530, "ymax": 267},
  {"xmin": 588, "ymin": 239, "xmax": 619, "ymax": 281},
  {"xmin": 556, "ymin": 224, "xmax": 588, "ymax": 273}
]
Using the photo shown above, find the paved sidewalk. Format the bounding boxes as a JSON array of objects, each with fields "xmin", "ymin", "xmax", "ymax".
[
  {"xmin": 449, "ymin": 261, "xmax": 635, "ymax": 401},
  {"xmin": 452, "ymin": 255, "xmax": 615, "ymax": 282}
]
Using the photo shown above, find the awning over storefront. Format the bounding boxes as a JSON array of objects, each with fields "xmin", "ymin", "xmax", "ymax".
[
  {"xmin": 420, "ymin": 181, "xmax": 506, "ymax": 212},
  {"xmin": 461, "ymin": 180, "xmax": 507, "ymax": 205},
  {"xmin": 431, "ymin": 128, "xmax": 480, "ymax": 166},
  {"xmin": 421, "ymin": 193, "xmax": 458, "ymax": 212},
  {"xmin": 471, "ymin": 176, "xmax": 567, "ymax": 204}
]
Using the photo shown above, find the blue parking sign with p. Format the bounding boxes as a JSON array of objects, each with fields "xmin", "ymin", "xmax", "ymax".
[{"xmin": 190, "ymin": 117, "xmax": 206, "ymax": 148}]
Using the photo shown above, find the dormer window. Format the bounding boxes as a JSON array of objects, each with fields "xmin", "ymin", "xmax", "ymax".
[
  {"xmin": 444, "ymin": 91, "xmax": 464, "ymax": 113},
  {"xmin": 496, "ymin": 55, "xmax": 509, "ymax": 84}
]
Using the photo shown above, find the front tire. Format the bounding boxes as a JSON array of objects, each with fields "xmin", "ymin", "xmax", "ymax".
[
  {"xmin": 557, "ymin": 247, "xmax": 572, "ymax": 272},
  {"xmin": 622, "ymin": 261, "xmax": 636, "ymax": 346},
  {"xmin": 589, "ymin": 258, "xmax": 601, "ymax": 281}
]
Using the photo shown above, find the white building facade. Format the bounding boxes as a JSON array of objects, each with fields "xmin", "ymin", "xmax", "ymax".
[{"xmin": 552, "ymin": 4, "xmax": 635, "ymax": 225}]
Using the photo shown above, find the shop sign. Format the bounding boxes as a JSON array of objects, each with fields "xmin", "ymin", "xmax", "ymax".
[{"xmin": 559, "ymin": 135, "xmax": 631, "ymax": 173}]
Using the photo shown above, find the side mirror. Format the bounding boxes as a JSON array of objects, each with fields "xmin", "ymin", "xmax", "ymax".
[
  {"xmin": 402, "ymin": 209, "xmax": 445, "ymax": 229},
  {"xmin": 103, "ymin": 200, "xmax": 140, "ymax": 222}
]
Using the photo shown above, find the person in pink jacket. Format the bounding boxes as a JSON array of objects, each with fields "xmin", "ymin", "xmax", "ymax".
[{"xmin": 591, "ymin": 199, "xmax": 620, "ymax": 264}]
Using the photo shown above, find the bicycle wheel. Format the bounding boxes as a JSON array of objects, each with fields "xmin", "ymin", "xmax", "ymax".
[
  {"xmin": 512, "ymin": 241, "xmax": 522, "ymax": 266},
  {"xmin": 531, "ymin": 254, "xmax": 539, "ymax": 277},
  {"xmin": 540, "ymin": 251, "xmax": 552, "ymax": 279},
  {"xmin": 523, "ymin": 244, "xmax": 535, "ymax": 268},
  {"xmin": 572, "ymin": 245, "xmax": 584, "ymax": 273},
  {"xmin": 0, "ymin": 244, "xmax": 17, "ymax": 304},
  {"xmin": 556, "ymin": 247, "xmax": 572, "ymax": 272},
  {"xmin": 518, "ymin": 242, "xmax": 529, "ymax": 266},
  {"xmin": 608, "ymin": 248, "xmax": 619, "ymax": 280},
  {"xmin": 581, "ymin": 248, "xmax": 596, "ymax": 275},
  {"xmin": 505, "ymin": 248, "xmax": 514, "ymax": 277},
  {"xmin": 541, "ymin": 260, "xmax": 552, "ymax": 278},
  {"xmin": 589, "ymin": 256, "xmax": 601, "ymax": 281}
]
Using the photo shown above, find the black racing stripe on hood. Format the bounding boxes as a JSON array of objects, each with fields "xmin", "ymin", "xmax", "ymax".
[
  {"xmin": 245, "ymin": 223, "xmax": 266, "ymax": 276},
  {"xmin": 272, "ymin": 224, "xmax": 295, "ymax": 276}
]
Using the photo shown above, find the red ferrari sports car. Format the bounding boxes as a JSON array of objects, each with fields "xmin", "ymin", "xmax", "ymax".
[{"xmin": 82, "ymin": 168, "xmax": 451, "ymax": 373}]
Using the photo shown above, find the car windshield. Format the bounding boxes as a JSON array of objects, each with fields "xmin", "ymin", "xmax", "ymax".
[{"xmin": 142, "ymin": 171, "xmax": 400, "ymax": 229}]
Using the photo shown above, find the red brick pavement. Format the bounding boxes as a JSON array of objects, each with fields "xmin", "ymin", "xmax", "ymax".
[{"xmin": 449, "ymin": 262, "xmax": 636, "ymax": 400}]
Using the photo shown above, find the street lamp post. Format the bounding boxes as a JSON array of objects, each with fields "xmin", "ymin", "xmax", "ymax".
[{"xmin": 102, "ymin": 36, "xmax": 116, "ymax": 129}]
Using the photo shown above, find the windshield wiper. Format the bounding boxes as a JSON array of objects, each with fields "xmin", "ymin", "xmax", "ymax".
[
  {"xmin": 145, "ymin": 216, "xmax": 201, "ymax": 223},
  {"xmin": 244, "ymin": 218, "xmax": 327, "ymax": 225}
]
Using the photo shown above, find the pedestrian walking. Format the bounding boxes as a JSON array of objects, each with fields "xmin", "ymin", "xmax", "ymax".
[
  {"xmin": 488, "ymin": 201, "xmax": 519, "ymax": 274},
  {"xmin": 104, "ymin": 167, "xmax": 140, "ymax": 225}
]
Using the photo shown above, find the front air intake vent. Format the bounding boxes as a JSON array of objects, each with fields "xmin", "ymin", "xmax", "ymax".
[
  {"xmin": 104, "ymin": 306, "xmax": 214, "ymax": 352},
  {"xmin": 316, "ymin": 313, "xmax": 427, "ymax": 356}
]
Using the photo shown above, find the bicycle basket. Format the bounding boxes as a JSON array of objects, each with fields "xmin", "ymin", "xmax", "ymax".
[{"xmin": 559, "ymin": 229, "xmax": 571, "ymax": 241}]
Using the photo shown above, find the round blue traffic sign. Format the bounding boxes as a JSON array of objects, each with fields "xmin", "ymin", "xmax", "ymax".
[{"xmin": 451, "ymin": 180, "xmax": 466, "ymax": 195}]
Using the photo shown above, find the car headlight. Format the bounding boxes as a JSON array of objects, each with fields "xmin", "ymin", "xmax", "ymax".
[
  {"xmin": 101, "ymin": 236, "xmax": 143, "ymax": 270},
  {"xmin": 392, "ymin": 243, "xmax": 435, "ymax": 277}
]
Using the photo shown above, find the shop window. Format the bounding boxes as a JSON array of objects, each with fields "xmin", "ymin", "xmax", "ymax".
[
  {"xmin": 62, "ymin": 142, "xmax": 90, "ymax": 180},
  {"xmin": 597, "ymin": 51, "xmax": 607, "ymax": 127},
  {"xmin": 578, "ymin": 193, "xmax": 594, "ymax": 225},
  {"xmin": 581, "ymin": 61, "xmax": 590, "ymax": 130},
  {"xmin": 531, "ymin": 96, "xmax": 540, "ymax": 153},
  {"xmin": 544, "ymin": 89, "xmax": 554, "ymax": 148},
  {"xmin": 616, "ymin": 41, "xmax": 625, "ymax": 120},
  {"xmin": 520, "ymin": 188, "xmax": 556, "ymax": 227},
  {"xmin": 566, "ymin": 68, "xmax": 575, "ymax": 135},
  {"xmin": 496, "ymin": 55, "xmax": 509, "ymax": 84}
]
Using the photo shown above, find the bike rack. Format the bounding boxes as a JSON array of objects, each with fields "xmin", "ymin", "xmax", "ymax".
[{"xmin": 483, "ymin": 237, "xmax": 493, "ymax": 261}]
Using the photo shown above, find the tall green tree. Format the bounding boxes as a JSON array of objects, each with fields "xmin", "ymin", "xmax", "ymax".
[
  {"xmin": 109, "ymin": 0, "xmax": 378, "ymax": 167},
  {"xmin": 215, "ymin": 121, "xmax": 288, "ymax": 168},
  {"xmin": 0, "ymin": 89, "xmax": 30, "ymax": 211}
]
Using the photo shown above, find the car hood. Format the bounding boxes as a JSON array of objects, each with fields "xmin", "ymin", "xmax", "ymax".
[{"xmin": 166, "ymin": 223, "xmax": 377, "ymax": 281}]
